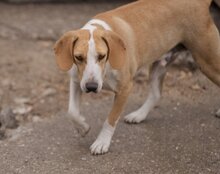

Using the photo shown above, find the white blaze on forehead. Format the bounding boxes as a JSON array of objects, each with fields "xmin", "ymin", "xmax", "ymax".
[
  {"xmin": 82, "ymin": 21, "xmax": 98, "ymax": 78},
  {"xmin": 80, "ymin": 19, "xmax": 111, "ymax": 92},
  {"xmin": 85, "ymin": 19, "xmax": 112, "ymax": 31}
]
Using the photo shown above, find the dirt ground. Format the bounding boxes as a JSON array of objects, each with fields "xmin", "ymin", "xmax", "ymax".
[{"xmin": 0, "ymin": 2, "xmax": 220, "ymax": 174}]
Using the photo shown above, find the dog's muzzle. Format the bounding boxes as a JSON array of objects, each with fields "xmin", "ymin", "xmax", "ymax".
[{"xmin": 85, "ymin": 82, "xmax": 98, "ymax": 93}]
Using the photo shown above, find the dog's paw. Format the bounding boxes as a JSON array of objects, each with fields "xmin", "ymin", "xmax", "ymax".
[
  {"xmin": 90, "ymin": 121, "xmax": 114, "ymax": 155},
  {"xmin": 124, "ymin": 111, "xmax": 146, "ymax": 124},
  {"xmin": 67, "ymin": 113, "xmax": 91, "ymax": 137},
  {"xmin": 90, "ymin": 139, "xmax": 110, "ymax": 155},
  {"xmin": 75, "ymin": 121, "xmax": 91, "ymax": 137}
]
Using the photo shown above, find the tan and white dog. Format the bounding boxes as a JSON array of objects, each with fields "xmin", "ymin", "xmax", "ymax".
[{"xmin": 54, "ymin": 0, "xmax": 220, "ymax": 155}]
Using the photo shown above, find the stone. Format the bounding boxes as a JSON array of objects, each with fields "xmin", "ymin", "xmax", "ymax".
[{"xmin": 0, "ymin": 107, "xmax": 18, "ymax": 129}]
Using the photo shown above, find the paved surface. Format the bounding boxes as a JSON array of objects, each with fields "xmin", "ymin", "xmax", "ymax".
[{"xmin": 0, "ymin": 2, "xmax": 220, "ymax": 174}]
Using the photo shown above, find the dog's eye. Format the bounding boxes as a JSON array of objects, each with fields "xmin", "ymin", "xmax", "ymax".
[
  {"xmin": 98, "ymin": 54, "xmax": 106, "ymax": 61},
  {"xmin": 75, "ymin": 55, "xmax": 84, "ymax": 62}
]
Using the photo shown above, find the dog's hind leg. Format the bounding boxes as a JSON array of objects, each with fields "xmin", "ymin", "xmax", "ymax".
[
  {"xmin": 184, "ymin": 21, "xmax": 220, "ymax": 119},
  {"xmin": 185, "ymin": 22, "xmax": 220, "ymax": 87},
  {"xmin": 124, "ymin": 52, "xmax": 176, "ymax": 124},
  {"xmin": 124, "ymin": 44, "xmax": 186, "ymax": 124}
]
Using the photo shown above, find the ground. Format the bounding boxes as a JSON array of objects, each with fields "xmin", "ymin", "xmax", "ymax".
[{"xmin": 0, "ymin": 2, "xmax": 220, "ymax": 174}]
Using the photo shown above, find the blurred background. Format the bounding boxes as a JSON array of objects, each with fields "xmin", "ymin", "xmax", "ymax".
[
  {"xmin": 2, "ymin": 0, "xmax": 131, "ymax": 2},
  {"xmin": 0, "ymin": 1, "xmax": 219, "ymax": 174}
]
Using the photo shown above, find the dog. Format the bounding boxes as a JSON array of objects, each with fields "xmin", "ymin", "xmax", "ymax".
[{"xmin": 54, "ymin": 0, "xmax": 220, "ymax": 155}]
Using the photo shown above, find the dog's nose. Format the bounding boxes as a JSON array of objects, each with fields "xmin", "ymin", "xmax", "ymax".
[{"xmin": 85, "ymin": 82, "xmax": 98, "ymax": 93}]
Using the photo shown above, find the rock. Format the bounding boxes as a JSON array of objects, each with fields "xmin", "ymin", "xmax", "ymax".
[
  {"xmin": 215, "ymin": 109, "xmax": 220, "ymax": 118},
  {"xmin": 2, "ymin": 79, "xmax": 12, "ymax": 87},
  {"xmin": 13, "ymin": 105, "xmax": 33, "ymax": 115},
  {"xmin": 14, "ymin": 97, "xmax": 31, "ymax": 105},
  {"xmin": 38, "ymin": 40, "xmax": 53, "ymax": 48},
  {"xmin": 191, "ymin": 84, "xmax": 201, "ymax": 91},
  {"xmin": 81, "ymin": 157, "xmax": 87, "ymax": 161},
  {"xmin": 42, "ymin": 88, "xmax": 57, "ymax": 97},
  {"xmin": 32, "ymin": 116, "xmax": 42, "ymax": 122},
  {"xmin": 0, "ymin": 107, "xmax": 18, "ymax": 129},
  {"xmin": 178, "ymin": 71, "xmax": 187, "ymax": 80},
  {"xmin": 0, "ymin": 129, "xmax": 6, "ymax": 140}
]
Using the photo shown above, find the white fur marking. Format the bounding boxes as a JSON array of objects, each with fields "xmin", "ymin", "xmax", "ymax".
[
  {"xmin": 82, "ymin": 20, "xmax": 119, "ymax": 92},
  {"xmin": 80, "ymin": 20, "xmax": 112, "ymax": 92},
  {"xmin": 85, "ymin": 19, "xmax": 112, "ymax": 31},
  {"xmin": 90, "ymin": 120, "xmax": 115, "ymax": 154},
  {"xmin": 124, "ymin": 87, "xmax": 160, "ymax": 123}
]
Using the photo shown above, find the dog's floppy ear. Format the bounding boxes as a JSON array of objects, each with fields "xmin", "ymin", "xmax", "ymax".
[
  {"xmin": 54, "ymin": 31, "xmax": 78, "ymax": 71},
  {"xmin": 102, "ymin": 31, "xmax": 126, "ymax": 70}
]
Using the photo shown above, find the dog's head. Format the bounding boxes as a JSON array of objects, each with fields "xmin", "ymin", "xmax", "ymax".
[{"xmin": 54, "ymin": 28, "xmax": 126, "ymax": 93}]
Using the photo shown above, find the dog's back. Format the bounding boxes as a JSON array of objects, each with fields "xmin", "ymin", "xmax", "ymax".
[{"xmin": 95, "ymin": 0, "xmax": 213, "ymax": 70}]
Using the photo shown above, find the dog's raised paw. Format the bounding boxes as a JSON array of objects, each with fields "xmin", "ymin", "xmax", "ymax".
[
  {"xmin": 67, "ymin": 113, "xmax": 91, "ymax": 137},
  {"xmin": 75, "ymin": 122, "xmax": 90, "ymax": 137},
  {"xmin": 90, "ymin": 139, "xmax": 110, "ymax": 155}
]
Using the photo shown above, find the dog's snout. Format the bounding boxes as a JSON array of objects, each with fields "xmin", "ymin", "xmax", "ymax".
[{"xmin": 85, "ymin": 82, "xmax": 98, "ymax": 93}]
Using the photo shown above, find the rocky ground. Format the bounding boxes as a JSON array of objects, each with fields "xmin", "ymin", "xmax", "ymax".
[{"xmin": 0, "ymin": 2, "xmax": 220, "ymax": 174}]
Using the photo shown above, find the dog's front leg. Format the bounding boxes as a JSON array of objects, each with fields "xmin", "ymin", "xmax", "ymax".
[
  {"xmin": 90, "ymin": 82, "xmax": 133, "ymax": 155},
  {"xmin": 67, "ymin": 76, "xmax": 90, "ymax": 137}
]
